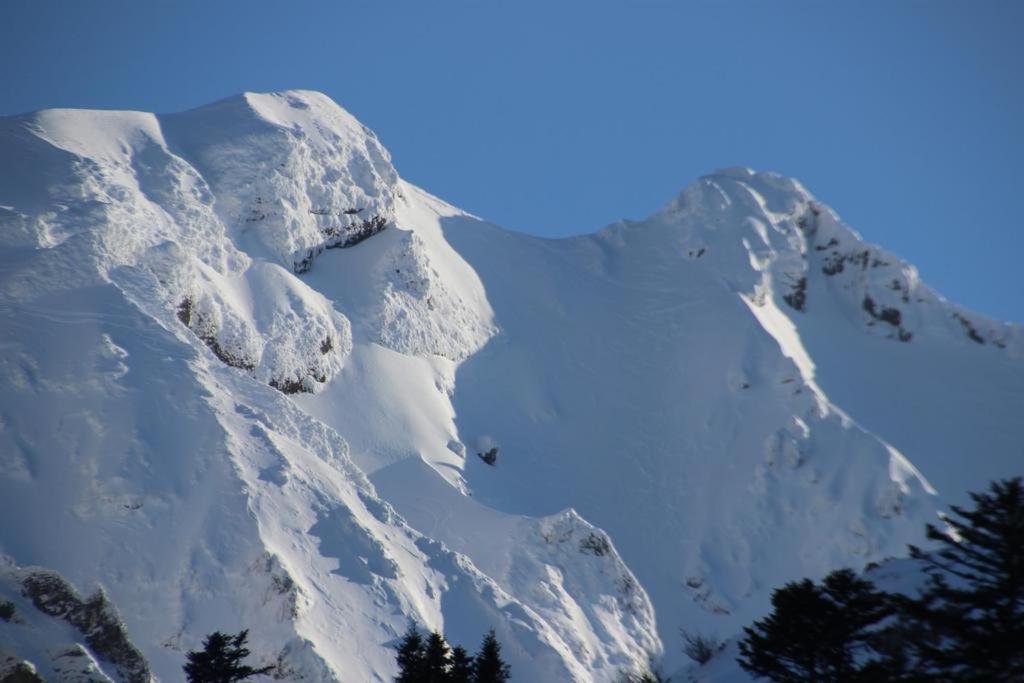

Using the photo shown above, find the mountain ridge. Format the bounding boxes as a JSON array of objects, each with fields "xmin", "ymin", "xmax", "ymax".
[{"xmin": 1, "ymin": 89, "xmax": 1020, "ymax": 682}]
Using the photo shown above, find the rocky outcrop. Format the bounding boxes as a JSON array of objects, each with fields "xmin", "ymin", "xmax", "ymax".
[{"xmin": 20, "ymin": 571, "xmax": 150, "ymax": 683}]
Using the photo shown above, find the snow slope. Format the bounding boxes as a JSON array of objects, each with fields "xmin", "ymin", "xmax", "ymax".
[{"xmin": 0, "ymin": 91, "xmax": 1020, "ymax": 681}]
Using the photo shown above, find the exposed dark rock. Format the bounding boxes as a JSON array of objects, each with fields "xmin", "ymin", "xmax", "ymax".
[
  {"xmin": 862, "ymin": 296, "xmax": 911, "ymax": 342},
  {"xmin": 953, "ymin": 312, "xmax": 986, "ymax": 344},
  {"xmin": 796, "ymin": 203, "xmax": 823, "ymax": 234},
  {"xmin": 821, "ymin": 255, "xmax": 844, "ymax": 276},
  {"xmin": 579, "ymin": 533, "xmax": 611, "ymax": 556},
  {"xmin": 782, "ymin": 277, "xmax": 807, "ymax": 312},
  {"xmin": 20, "ymin": 571, "xmax": 151, "ymax": 683},
  {"xmin": 270, "ymin": 361, "xmax": 330, "ymax": 394},
  {"xmin": 823, "ymin": 249, "xmax": 871, "ymax": 276},
  {"xmin": 292, "ymin": 248, "xmax": 321, "ymax": 274},
  {"xmin": 177, "ymin": 297, "xmax": 256, "ymax": 371},
  {"xmin": 324, "ymin": 215, "xmax": 388, "ymax": 250},
  {"xmin": 269, "ymin": 377, "xmax": 307, "ymax": 395},
  {"xmin": 477, "ymin": 447, "xmax": 498, "ymax": 466},
  {"xmin": 246, "ymin": 196, "xmax": 267, "ymax": 223},
  {"xmin": 291, "ymin": 214, "xmax": 388, "ymax": 274}
]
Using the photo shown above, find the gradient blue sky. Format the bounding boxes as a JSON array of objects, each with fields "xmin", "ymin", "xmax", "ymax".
[{"xmin": 3, "ymin": 1, "xmax": 1022, "ymax": 322}]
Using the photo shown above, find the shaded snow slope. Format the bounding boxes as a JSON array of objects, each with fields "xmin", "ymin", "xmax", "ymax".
[
  {"xmin": 0, "ymin": 92, "xmax": 1019, "ymax": 681},
  {"xmin": 442, "ymin": 201, "xmax": 936, "ymax": 671},
  {"xmin": 652, "ymin": 168, "xmax": 1023, "ymax": 506}
]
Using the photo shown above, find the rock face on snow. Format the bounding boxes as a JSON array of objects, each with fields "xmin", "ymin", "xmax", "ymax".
[
  {"xmin": 0, "ymin": 92, "xmax": 1021, "ymax": 682},
  {"xmin": 0, "ymin": 557, "xmax": 144, "ymax": 683}
]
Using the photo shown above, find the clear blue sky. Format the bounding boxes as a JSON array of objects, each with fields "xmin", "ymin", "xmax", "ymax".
[{"xmin": 3, "ymin": 1, "xmax": 1022, "ymax": 322}]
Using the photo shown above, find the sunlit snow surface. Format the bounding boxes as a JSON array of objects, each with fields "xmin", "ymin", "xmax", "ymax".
[{"xmin": 0, "ymin": 92, "xmax": 1020, "ymax": 681}]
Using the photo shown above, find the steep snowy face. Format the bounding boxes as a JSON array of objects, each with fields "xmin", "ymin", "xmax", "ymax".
[
  {"xmin": 442, "ymin": 166, "xmax": 1022, "ymax": 675},
  {"xmin": 653, "ymin": 167, "xmax": 1020, "ymax": 351},
  {"xmin": 442, "ymin": 189, "xmax": 937, "ymax": 672},
  {"xmin": 0, "ymin": 91, "xmax": 389, "ymax": 394},
  {"xmin": 0, "ymin": 91, "xmax": 655, "ymax": 683},
  {"xmin": 650, "ymin": 168, "xmax": 1024, "ymax": 505}
]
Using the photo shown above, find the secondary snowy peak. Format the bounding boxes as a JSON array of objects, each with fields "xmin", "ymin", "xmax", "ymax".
[
  {"xmin": 646, "ymin": 167, "xmax": 1020, "ymax": 353},
  {"xmin": 445, "ymin": 183, "xmax": 944, "ymax": 678},
  {"xmin": 631, "ymin": 167, "xmax": 1023, "ymax": 510}
]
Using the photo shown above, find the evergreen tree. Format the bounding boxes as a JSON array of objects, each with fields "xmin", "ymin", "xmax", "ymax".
[
  {"xmin": 183, "ymin": 630, "xmax": 273, "ymax": 683},
  {"xmin": 449, "ymin": 646, "xmax": 475, "ymax": 683},
  {"xmin": 817, "ymin": 569, "xmax": 891, "ymax": 678},
  {"xmin": 856, "ymin": 609, "xmax": 927, "ymax": 683},
  {"xmin": 423, "ymin": 631, "xmax": 452, "ymax": 682},
  {"xmin": 737, "ymin": 570, "xmax": 889, "ymax": 682},
  {"xmin": 906, "ymin": 477, "xmax": 1024, "ymax": 680},
  {"xmin": 472, "ymin": 630, "xmax": 510, "ymax": 683},
  {"xmin": 395, "ymin": 624, "xmax": 426, "ymax": 683},
  {"xmin": 738, "ymin": 578, "xmax": 829, "ymax": 682}
]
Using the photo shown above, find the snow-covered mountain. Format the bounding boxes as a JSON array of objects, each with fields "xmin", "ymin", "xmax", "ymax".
[{"xmin": 0, "ymin": 90, "xmax": 1020, "ymax": 682}]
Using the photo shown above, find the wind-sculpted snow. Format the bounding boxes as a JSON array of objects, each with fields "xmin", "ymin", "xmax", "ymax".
[
  {"xmin": 161, "ymin": 91, "xmax": 399, "ymax": 272},
  {"xmin": 1, "ymin": 92, "xmax": 1021, "ymax": 682},
  {"xmin": 374, "ymin": 231, "xmax": 495, "ymax": 361},
  {"xmin": 0, "ymin": 91, "xmax": 653, "ymax": 682}
]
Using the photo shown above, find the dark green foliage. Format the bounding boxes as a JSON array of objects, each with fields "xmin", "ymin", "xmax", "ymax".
[
  {"xmin": 183, "ymin": 630, "xmax": 273, "ymax": 683},
  {"xmin": 906, "ymin": 477, "xmax": 1024, "ymax": 680},
  {"xmin": 0, "ymin": 599, "xmax": 16, "ymax": 622},
  {"xmin": 0, "ymin": 661, "xmax": 45, "ymax": 683},
  {"xmin": 395, "ymin": 624, "xmax": 426, "ymax": 683},
  {"xmin": 471, "ymin": 630, "xmax": 510, "ymax": 683},
  {"xmin": 423, "ymin": 631, "xmax": 453, "ymax": 682},
  {"xmin": 449, "ymin": 646, "xmax": 475, "ymax": 683},
  {"xmin": 394, "ymin": 626, "xmax": 507, "ymax": 682},
  {"xmin": 737, "ymin": 569, "xmax": 890, "ymax": 682},
  {"xmin": 855, "ymin": 610, "xmax": 928, "ymax": 683},
  {"xmin": 735, "ymin": 477, "xmax": 1024, "ymax": 681}
]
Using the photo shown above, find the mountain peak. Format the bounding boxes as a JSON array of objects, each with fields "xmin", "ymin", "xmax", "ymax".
[
  {"xmin": 174, "ymin": 89, "xmax": 367, "ymax": 137},
  {"xmin": 3, "ymin": 91, "xmax": 1023, "ymax": 683}
]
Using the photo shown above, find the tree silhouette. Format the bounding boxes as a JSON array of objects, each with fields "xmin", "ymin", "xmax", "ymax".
[
  {"xmin": 906, "ymin": 477, "xmax": 1024, "ymax": 680},
  {"xmin": 423, "ymin": 631, "xmax": 453, "ymax": 682},
  {"xmin": 472, "ymin": 630, "xmax": 510, "ymax": 683},
  {"xmin": 449, "ymin": 646, "xmax": 474, "ymax": 683},
  {"xmin": 737, "ymin": 569, "xmax": 889, "ymax": 681},
  {"xmin": 183, "ymin": 630, "xmax": 273, "ymax": 683},
  {"xmin": 395, "ymin": 624, "xmax": 426, "ymax": 683}
]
